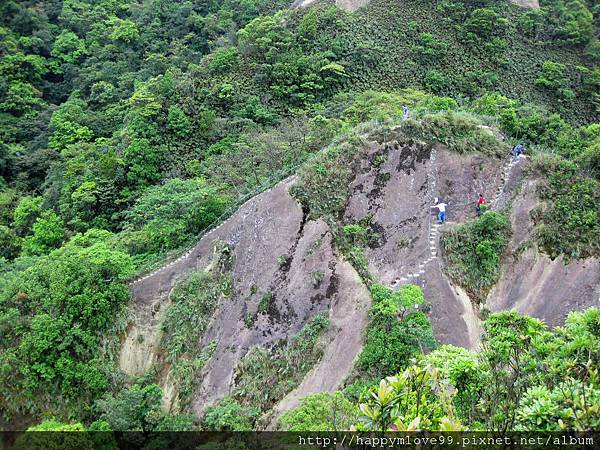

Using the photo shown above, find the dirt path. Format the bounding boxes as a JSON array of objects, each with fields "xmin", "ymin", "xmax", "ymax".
[{"xmin": 267, "ymin": 258, "xmax": 371, "ymax": 428}]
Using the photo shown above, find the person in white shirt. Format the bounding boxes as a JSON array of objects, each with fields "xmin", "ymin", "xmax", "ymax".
[{"xmin": 432, "ymin": 199, "xmax": 447, "ymax": 223}]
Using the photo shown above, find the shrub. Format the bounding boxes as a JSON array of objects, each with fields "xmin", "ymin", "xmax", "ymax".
[
  {"xmin": 21, "ymin": 210, "xmax": 65, "ymax": 256},
  {"xmin": 441, "ymin": 211, "xmax": 511, "ymax": 302},
  {"xmin": 121, "ymin": 178, "xmax": 231, "ymax": 256},
  {"xmin": 202, "ymin": 397, "xmax": 260, "ymax": 431},
  {"xmin": 357, "ymin": 311, "xmax": 436, "ymax": 380},
  {"xmin": 535, "ymin": 61, "xmax": 569, "ymax": 92},
  {"xmin": 533, "ymin": 159, "xmax": 599, "ymax": 260},
  {"xmin": 279, "ymin": 392, "xmax": 356, "ymax": 431},
  {"xmin": 370, "ymin": 283, "xmax": 424, "ymax": 319},
  {"xmin": 356, "ymin": 364, "xmax": 463, "ymax": 431}
]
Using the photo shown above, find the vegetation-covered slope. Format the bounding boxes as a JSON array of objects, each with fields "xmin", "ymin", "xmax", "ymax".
[{"xmin": 0, "ymin": 0, "xmax": 598, "ymax": 434}]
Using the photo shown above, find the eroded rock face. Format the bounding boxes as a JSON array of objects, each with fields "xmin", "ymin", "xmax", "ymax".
[
  {"xmin": 344, "ymin": 142, "xmax": 507, "ymax": 348},
  {"xmin": 120, "ymin": 177, "xmax": 372, "ymax": 417},
  {"xmin": 511, "ymin": 0, "xmax": 539, "ymax": 8},
  {"xmin": 292, "ymin": 0, "xmax": 371, "ymax": 13},
  {"xmin": 120, "ymin": 140, "xmax": 598, "ymax": 421},
  {"xmin": 487, "ymin": 178, "xmax": 600, "ymax": 324}
]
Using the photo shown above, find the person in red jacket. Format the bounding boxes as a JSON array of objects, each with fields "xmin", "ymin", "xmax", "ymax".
[{"xmin": 476, "ymin": 193, "xmax": 486, "ymax": 216}]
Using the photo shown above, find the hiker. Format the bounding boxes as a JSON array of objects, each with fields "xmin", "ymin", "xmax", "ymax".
[
  {"xmin": 476, "ymin": 193, "xmax": 486, "ymax": 217},
  {"xmin": 431, "ymin": 198, "xmax": 448, "ymax": 224},
  {"xmin": 512, "ymin": 143, "xmax": 524, "ymax": 161},
  {"xmin": 403, "ymin": 105, "xmax": 409, "ymax": 120}
]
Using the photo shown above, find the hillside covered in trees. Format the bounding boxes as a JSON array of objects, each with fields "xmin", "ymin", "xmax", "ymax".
[{"xmin": 0, "ymin": 0, "xmax": 599, "ymax": 439}]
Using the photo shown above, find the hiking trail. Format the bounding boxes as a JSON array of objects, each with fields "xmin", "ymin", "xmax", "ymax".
[{"xmin": 391, "ymin": 154, "xmax": 521, "ymax": 287}]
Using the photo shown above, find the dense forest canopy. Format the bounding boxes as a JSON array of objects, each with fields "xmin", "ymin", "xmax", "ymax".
[{"xmin": 0, "ymin": 0, "xmax": 598, "ymax": 435}]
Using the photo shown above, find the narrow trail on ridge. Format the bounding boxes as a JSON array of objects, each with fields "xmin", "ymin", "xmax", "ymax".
[
  {"xmin": 268, "ymin": 145, "xmax": 523, "ymax": 428},
  {"xmin": 392, "ymin": 154, "xmax": 522, "ymax": 287},
  {"xmin": 396, "ymin": 153, "xmax": 521, "ymax": 349}
]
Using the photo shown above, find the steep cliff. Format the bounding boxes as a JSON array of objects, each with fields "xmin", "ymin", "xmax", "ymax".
[{"xmin": 119, "ymin": 136, "xmax": 599, "ymax": 422}]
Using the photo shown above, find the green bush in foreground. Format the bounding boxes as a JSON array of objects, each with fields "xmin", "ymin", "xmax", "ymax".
[
  {"xmin": 278, "ymin": 392, "xmax": 356, "ymax": 431},
  {"xmin": 351, "ymin": 308, "xmax": 599, "ymax": 432}
]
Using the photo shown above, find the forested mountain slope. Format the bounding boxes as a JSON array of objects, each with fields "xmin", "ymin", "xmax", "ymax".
[{"xmin": 1, "ymin": 0, "xmax": 599, "ymax": 435}]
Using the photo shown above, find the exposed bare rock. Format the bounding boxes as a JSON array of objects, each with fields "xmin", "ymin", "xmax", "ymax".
[
  {"xmin": 344, "ymin": 142, "xmax": 508, "ymax": 348},
  {"xmin": 267, "ymin": 258, "xmax": 371, "ymax": 426},
  {"xmin": 292, "ymin": 0, "xmax": 371, "ymax": 13},
  {"xmin": 511, "ymin": 0, "xmax": 539, "ymax": 8},
  {"xmin": 121, "ymin": 177, "xmax": 373, "ymax": 417},
  {"xmin": 120, "ymin": 139, "xmax": 598, "ymax": 423},
  {"xmin": 487, "ymin": 178, "xmax": 600, "ymax": 324},
  {"xmin": 336, "ymin": 0, "xmax": 372, "ymax": 12}
]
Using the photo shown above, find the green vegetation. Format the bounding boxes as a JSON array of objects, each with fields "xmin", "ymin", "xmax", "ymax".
[
  {"xmin": 160, "ymin": 268, "xmax": 230, "ymax": 408},
  {"xmin": 282, "ymin": 307, "xmax": 599, "ymax": 431},
  {"xmin": 399, "ymin": 110, "xmax": 504, "ymax": 155},
  {"xmin": 290, "ymin": 133, "xmax": 366, "ymax": 221},
  {"xmin": 0, "ymin": 230, "xmax": 133, "ymax": 419},
  {"xmin": 278, "ymin": 392, "xmax": 356, "ymax": 431},
  {"xmin": 441, "ymin": 211, "xmax": 511, "ymax": 302},
  {"xmin": 162, "ymin": 271, "xmax": 230, "ymax": 364},
  {"xmin": 202, "ymin": 397, "xmax": 260, "ymax": 431},
  {"xmin": 95, "ymin": 383, "xmax": 193, "ymax": 432},
  {"xmin": 0, "ymin": 0, "xmax": 598, "ymax": 432},
  {"xmin": 532, "ymin": 156, "xmax": 600, "ymax": 259},
  {"xmin": 356, "ymin": 284, "xmax": 436, "ymax": 380}
]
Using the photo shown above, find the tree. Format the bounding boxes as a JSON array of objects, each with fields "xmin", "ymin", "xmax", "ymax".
[
  {"xmin": 120, "ymin": 177, "xmax": 230, "ymax": 254},
  {"xmin": 12, "ymin": 195, "xmax": 43, "ymax": 236},
  {"xmin": 123, "ymin": 138, "xmax": 164, "ymax": 190},
  {"xmin": 48, "ymin": 98, "xmax": 94, "ymax": 152},
  {"xmin": 21, "ymin": 210, "xmax": 65, "ymax": 255},
  {"xmin": 167, "ymin": 105, "xmax": 192, "ymax": 137},
  {"xmin": 96, "ymin": 384, "xmax": 163, "ymax": 431},
  {"xmin": 464, "ymin": 8, "xmax": 507, "ymax": 38},
  {"xmin": 356, "ymin": 365, "xmax": 463, "ymax": 431},
  {"xmin": 202, "ymin": 397, "xmax": 259, "ymax": 431},
  {"xmin": 0, "ymin": 230, "xmax": 133, "ymax": 416},
  {"xmin": 51, "ymin": 30, "xmax": 86, "ymax": 64},
  {"xmin": 545, "ymin": 0, "xmax": 594, "ymax": 46}
]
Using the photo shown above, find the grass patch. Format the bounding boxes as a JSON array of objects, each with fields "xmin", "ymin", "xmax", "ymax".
[
  {"xmin": 257, "ymin": 292, "xmax": 273, "ymax": 315},
  {"xmin": 440, "ymin": 211, "xmax": 511, "ymax": 303},
  {"xmin": 399, "ymin": 110, "xmax": 504, "ymax": 156},
  {"xmin": 290, "ymin": 133, "xmax": 366, "ymax": 221},
  {"xmin": 160, "ymin": 270, "xmax": 232, "ymax": 408}
]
